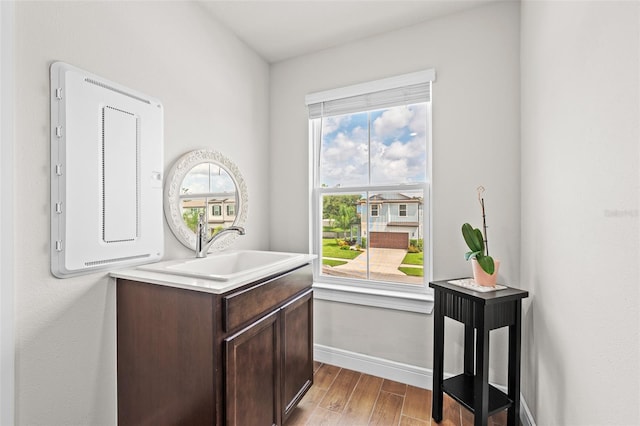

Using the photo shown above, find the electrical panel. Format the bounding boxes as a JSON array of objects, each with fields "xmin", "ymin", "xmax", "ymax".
[{"xmin": 50, "ymin": 62, "xmax": 164, "ymax": 278}]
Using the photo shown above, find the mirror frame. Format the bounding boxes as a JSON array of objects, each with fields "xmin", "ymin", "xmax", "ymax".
[{"xmin": 164, "ymin": 149, "xmax": 248, "ymax": 252}]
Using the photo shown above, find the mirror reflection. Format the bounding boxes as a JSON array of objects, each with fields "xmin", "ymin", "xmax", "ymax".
[
  {"xmin": 180, "ymin": 163, "xmax": 237, "ymax": 237},
  {"xmin": 164, "ymin": 149, "xmax": 248, "ymax": 253}
]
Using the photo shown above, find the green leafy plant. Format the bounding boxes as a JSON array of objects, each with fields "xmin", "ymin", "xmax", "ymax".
[
  {"xmin": 461, "ymin": 223, "xmax": 494, "ymax": 274},
  {"xmin": 461, "ymin": 186, "xmax": 495, "ymax": 275}
]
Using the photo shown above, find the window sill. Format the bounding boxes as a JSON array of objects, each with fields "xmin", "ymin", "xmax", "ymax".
[{"xmin": 312, "ymin": 281, "xmax": 434, "ymax": 314}]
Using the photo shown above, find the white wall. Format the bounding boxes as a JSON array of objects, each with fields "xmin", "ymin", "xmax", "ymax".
[
  {"xmin": 14, "ymin": 2, "xmax": 269, "ymax": 424},
  {"xmin": 270, "ymin": 1, "xmax": 521, "ymax": 380},
  {"xmin": 0, "ymin": 2, "xmax": 15, "ymax": 425},
  {"xmin": 521, "ymin": 1, "xmax": 640, "ymax": 424}
]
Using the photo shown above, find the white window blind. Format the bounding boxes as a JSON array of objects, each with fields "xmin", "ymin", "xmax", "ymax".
[{"xmin": 305, "ymin": 69, "xmax": 435, "ymax": 118}]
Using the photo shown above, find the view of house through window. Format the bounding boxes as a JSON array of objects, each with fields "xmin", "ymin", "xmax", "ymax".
[{"xmin": 313, "ymin": 101, "xmax": 429, "ymax": 287}]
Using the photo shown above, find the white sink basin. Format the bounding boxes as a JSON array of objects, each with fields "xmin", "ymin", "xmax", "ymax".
[{"xmin": 138, "ymin": 250, "xmax": 309, "ymax": 281}]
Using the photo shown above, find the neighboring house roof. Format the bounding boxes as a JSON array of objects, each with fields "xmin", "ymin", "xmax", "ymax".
[
  {"xmin": 182, "ymin": 198, "xmax": 235, "ymax": 208},
  {"xmin": 359, "ymin": 193, "xmax": 422, "ymax": 203}
]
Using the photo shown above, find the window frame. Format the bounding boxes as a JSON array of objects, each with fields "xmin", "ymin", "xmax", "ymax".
[
  {"xmin": 399, "ymin": 204, "xmax": 407, "ymax": 217},
  {"xmin": 306, "ymin": 70, "xmax": 435, "ymax": 313}
]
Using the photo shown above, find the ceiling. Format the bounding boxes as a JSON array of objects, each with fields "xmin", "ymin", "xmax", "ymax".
[{"xmin": 199, "ymin": 1, "xmax": 500, "ymax": 63}]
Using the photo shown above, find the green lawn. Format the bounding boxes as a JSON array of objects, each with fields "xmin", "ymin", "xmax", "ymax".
[
  {"xmin": 323, "ymin": 226, "xmax": 349, "ymax": 233},
  {"xmin": 398, "ymin": 267, "xmax": 424, "ymax": 277},
  {"xmin": 402, "ymin": 252, "xmax": 423, "ymax": 265},
  {"xmin": 323, "ymin": 259, "xmax": 348, "ymax": 267},
  {"xmin": 322, "ymin": 239, "xmax": 363, "ymax": 260}
]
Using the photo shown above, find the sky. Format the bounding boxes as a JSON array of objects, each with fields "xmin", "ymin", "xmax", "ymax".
[
  {"xmin": 320, "ymin": 103, "xmax": 427, "ymax": 188},
  {"xmin": 181, "ymin": 163, "xmax": 236, "ymax": 195}
]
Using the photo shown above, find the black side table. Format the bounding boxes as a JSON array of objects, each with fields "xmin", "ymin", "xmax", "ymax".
[{"xmin": 429, "ymin": 280, "xmax": 528, "ymax": 426}]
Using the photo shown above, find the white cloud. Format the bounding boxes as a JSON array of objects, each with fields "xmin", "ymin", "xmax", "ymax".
[
  {"xmin": 322, "ymin": 115, "xmax": 350, "ymax": 136},
  {"xmin": 372, "ymin": 106, "xmax": 413, "ymax": 139},
  {"xmin": 370, "ymin": 137, "xmax": 426, "ymax": 184},
  {"xmin": 321, "ymin": 129, "xmax": 368, "ymax": 186},
  {"xmin": 409, "ymin": 103, "xmax": 427, "ymax": 136},
  {"xmin": 320, "ymin": 104, "xmax": 428, "ymax": 187}
]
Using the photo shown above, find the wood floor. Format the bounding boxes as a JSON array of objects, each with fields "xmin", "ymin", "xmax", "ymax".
[{"xmin": 285, "ymin": 362, "xmax": 509, "ymax": 426}]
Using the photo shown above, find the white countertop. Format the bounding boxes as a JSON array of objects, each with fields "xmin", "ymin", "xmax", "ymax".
[{"xmin": 110, "ymin": 252, "xmax": 316, "ymax": 294}]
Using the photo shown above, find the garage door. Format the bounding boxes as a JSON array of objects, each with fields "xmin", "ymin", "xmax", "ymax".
[{"xmin": 369, "ymin": 232, "xmax": 409, "ymax": 249}]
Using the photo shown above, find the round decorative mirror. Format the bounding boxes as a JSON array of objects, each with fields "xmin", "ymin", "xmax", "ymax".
[{"xmin": 164, "ymin": 149, "xmax": 248, "ymax": 252}]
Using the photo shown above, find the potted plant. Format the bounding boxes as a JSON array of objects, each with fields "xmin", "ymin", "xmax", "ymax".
[{"xmin": 461, "ymin": 187, "xmax": 499, "ymax": 286}]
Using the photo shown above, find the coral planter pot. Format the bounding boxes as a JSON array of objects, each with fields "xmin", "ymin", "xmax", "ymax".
[{"xmin": 471, "ymin": 258, "xmax": 500, "ymax": 287}]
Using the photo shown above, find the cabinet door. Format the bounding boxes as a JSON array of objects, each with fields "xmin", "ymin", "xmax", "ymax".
[
  {"xmin": 117, "ymin": 279, "xmax": 215, "ymax": 426},
  {"xmin": 225, "ymin": 310, "xmax": 281, "ymax": 426},
  {"xmin": 281, "ymin": 290, "xmax": 314, "ymax": 422}
]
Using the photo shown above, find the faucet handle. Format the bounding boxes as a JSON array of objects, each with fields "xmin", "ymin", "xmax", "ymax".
[{"xmin": 198, "ymin": 213, "xmax": 207, "ymax": 235}]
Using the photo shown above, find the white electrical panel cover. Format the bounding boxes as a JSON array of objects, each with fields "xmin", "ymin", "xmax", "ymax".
[{"xmin": 50, "ymin": 62, "xmax": 164, "ymax": 278}]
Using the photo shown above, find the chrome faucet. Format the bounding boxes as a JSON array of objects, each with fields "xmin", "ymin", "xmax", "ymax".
[{"xmin": 195, "ymin": 213, "xmax": 245, "ymax": 258}]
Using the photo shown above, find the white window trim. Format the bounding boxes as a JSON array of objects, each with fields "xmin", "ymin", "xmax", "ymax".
[
  {"xmin": 307, "ymin": 70, "xmax": 435, "ymax": 314},
  {"xmin": 399, "ymin": 204, "xmax": 407, "ymax": 217},
  {"xmin": 313, "ymin": 281, "xmax": 433, "ymax": 314},
  {"xmin": 370, "ymin": 204, "xmax": 379, "ymax": 217}
]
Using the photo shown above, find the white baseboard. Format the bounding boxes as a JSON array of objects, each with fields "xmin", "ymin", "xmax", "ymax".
[
  {"xmin": 314, "ymin": 343, "xmax": 432, "ymax": 389},
  {"xmin": 314, "ymin": 344, "xmax": 535, "ymax": 426}
]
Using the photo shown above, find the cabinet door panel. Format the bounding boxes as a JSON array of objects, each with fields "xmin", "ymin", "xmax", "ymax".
[
  {"xmin": 281, "ymin": 290, "xmax": 314, "ymax": 421},
  {"xmin": 225, "ymin": 310, "xmax": 281, "ymax": 426},
  {"xmin": 117, "ymin": 280, "xmax": 214, "ymax": 426}
]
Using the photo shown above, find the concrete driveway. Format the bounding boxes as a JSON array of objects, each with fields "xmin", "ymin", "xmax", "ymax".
[{"xmin": 322, "ymin": 248, "xmax": 423, "ymax": 285}]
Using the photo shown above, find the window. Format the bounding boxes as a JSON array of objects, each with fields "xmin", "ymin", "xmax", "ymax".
[
  {"xmin": 306, "ymin": 70, "xmax": 433, "ymax": 302},
  {"xmin": 226, "ymin": 204, "xmax": 235, "ymax": 216},
  {"xmin": 211, "ymin": 205, "xmax": 222, "ymax": 216}
]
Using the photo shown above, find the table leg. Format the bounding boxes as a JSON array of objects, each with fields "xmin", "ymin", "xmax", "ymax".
[
  {"xmin": 432, "ymin": 295, "xmax": 444, "ymax": 422},
  {"xmin": 507, "ymin": 301, "xmax": 522, "ymax": 426},
  {"xmin": 464, "ymin": 324, "xmax": 474, "ymax": 376},
  {"xmin": 474, "ymin": 313, "xmax": 489, "ymax": 426}
]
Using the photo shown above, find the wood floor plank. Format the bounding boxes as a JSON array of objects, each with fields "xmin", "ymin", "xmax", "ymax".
[
  {"xmin": 285, "ymin": 363, "xmax": 517, "ymax": 426},
  {"xmin": 460, "ymin": 405, "xmax": 474, "ymax": 426},
  {"xmin": 381, "ymin": 378, "xmax": 408, "ymax": 396},
  {"xmin": 319, "ymin": 368, "xmax": 361, "ymax": 412},
  {"xmin": 337, "ymin": 373, "xmax": 383, "ymax": 425},
  {"xmin": 399, "ymin": 415, "xmax": 429, "ymax": 426},
  {"xmin": 369, "ymin": 391, "xmax": 404, "ymax": 425},
  {"xmin": 402, "ymin": 385, "xmax": 431, "ymax": 421},
  {"xmin": 432, "ymin": 395, "xmax": 461, "ymax": 426},
  {"xmin": 306, "ymin": 407, "xmax": 342, "ymax": 425},
  {"xmin": 490, "ymin": 409, "xmax": 508, "ymax": 426},
  {"xmin": 286, "ymin": 385, "xmax": 328, "ymax": 425},
  {"xmin": 314, "ymin": 363, "xmax": 341, "ymax": 390}
]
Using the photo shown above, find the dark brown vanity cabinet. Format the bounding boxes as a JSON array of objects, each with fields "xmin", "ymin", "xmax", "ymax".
[{"xmin": 116, "ymin": 264, "xmax": 313, "ymax": 426}]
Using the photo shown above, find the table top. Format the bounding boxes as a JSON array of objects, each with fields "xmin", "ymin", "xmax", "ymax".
[{"xmin": 429, "ymin": 279, "xmax": 529, "ymax": 305}]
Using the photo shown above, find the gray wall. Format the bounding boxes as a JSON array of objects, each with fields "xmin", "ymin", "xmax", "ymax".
[
  {"xmin": 520, "ymin": 1, "xmax": 640, "ymax": 424},
  {"xmin": 14, "ymin": 2, "xmax": 269, "ymax": 424},
  {"xmin": 270, "ymin": 1, "xmax": 521, "ymax": 377}
]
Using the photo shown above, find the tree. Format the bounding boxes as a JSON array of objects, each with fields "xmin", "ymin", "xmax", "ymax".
[
  {"xmin": 323, "ymin": 195, "xmax": 361, "ymax": 221},
  {"xmin": 183, "ymin": 208, "xmax": 204, "ymax": 233},
  {"xmin": 335, "ymin": 204, "xmax": 357, "ymax": 239}
]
